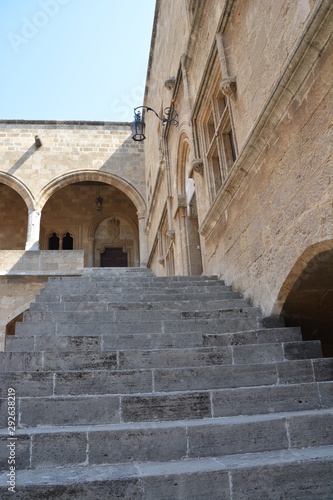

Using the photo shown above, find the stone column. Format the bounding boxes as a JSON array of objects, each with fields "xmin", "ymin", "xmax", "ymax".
[
  {"xmin": 137, "ymin": 210, "xmax": 148, "ymax": 267},
  {"xmin": 88, "ymin": 238, "xmax": 94, "ymax": 267},
  {"xmin": 25, "ymin": 210, "xmax": 41, "ymax": 251}
]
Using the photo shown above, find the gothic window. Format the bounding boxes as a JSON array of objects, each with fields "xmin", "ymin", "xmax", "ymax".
[
  {"xmin": 198, "ymin": 68, "xmax": 237, "ymax": 201},
  {"xmin": 48, "ymin": 232, "xmax": 60, "ymax": 250},
  {"xmin": 62, "ymin": 232, "xmax": 74, "ymax": 250}
]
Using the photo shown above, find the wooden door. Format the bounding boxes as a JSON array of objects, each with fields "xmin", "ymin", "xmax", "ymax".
[{"xmin": 100, "ymin": 248, "xmax": 128, "ymax": 267}]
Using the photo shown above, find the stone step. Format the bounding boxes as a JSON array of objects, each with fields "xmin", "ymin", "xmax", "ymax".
[
  {"xmin": 4, "ymin": 327, "xmax": 303, "ymax": 352},
  {"xmin": 49, "ymin": 273, "xmax": 219, "ymax": 283},
  {"xmin": 0, "ymin": 410, "xmax": 332, "ymax": 471},
  {"xmin": 22, "ymin": 306, "xmax": 262, "ymax": 324},
  {"xmin": 35, "ymin": 290, "xmax": 242, "ymax": 303},
  {"xmin": 0, "ymin": 341, "xmax": 323, "ymax": 372},
  {"xmin": 0, "ymin": 446, "xmax": 332, "ymax": 499},
  {"xmin": 3, "ymin": 381, "xmax": 331, "ymax": 428},
  {"xmin": 1, "ymin": 358, "xmax": 332, "ymax": 398},
  {"xmin": 29, "ymin": 297, "xmax": 251, "ymax": 313},
  {"xmin": 15, "ymin": 317, "xmax": 261, "ymax": 337}
]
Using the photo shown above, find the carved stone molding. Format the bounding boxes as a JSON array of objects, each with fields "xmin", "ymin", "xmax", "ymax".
[
  {"xmin": 177, "ymin": 194, "xmax": 187, "ymax": 208},
  {"xmin": 167, "ymin": 230, "xmax": 175, "ymax": 242},
  {"xmin": 190, "ymin": 159, "xmax": 204, "ymax": 176},
  {"xmin": 220, "ymin": 77, "xmax": 237, "ymax": 100},
  {"xmin": 164, "ymin": 77, "xmax": 176, "ymax": 91}
]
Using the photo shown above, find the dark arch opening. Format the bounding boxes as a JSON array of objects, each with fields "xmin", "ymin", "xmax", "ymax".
[
  {"xmin": 282, "ymin": 250, "xmax": 333, "ymax": 357},
  {"xmin": 49, "ymin": 233, "xmax": 60, "ymax": 250},
  {"xmin": 62, "ymin": 232, "xmax": 74, "ymax": 250}
]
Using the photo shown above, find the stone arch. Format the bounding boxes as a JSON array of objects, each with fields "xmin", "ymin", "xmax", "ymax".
[
  {"xmin": 89, "ymin": 210, "xmax": 140, "ymax": 267},
  {"xmin": 36, "ymin": 170, "xmax": 146, "ymax": 214},
  {"xmin": 176, "ymin": 132, "xmax": 191, "ymax": 196},
  {"xmin": 272, "ymin": 240, "xmax": 333, "ymax": 316},
  {"xmin": 0, "ymin": 172, "xmax": 35, "ymax": 210},
  {"xmin": 88, "ymin": 210, "xmax": 138, "ymax": 240},
  {"xmin": 273, "ymin": 240, "xmax": 333, "ymax": 357},
  {"xmin": 175, "ymin": 132, "xmax": 202, "ymax": 275}
]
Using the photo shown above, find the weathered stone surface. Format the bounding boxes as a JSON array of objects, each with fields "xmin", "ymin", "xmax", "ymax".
[
  {"xmin": 89, "ymin": 426, "xmax": 187, "ymax": 464},
  {"xmin": 121, "ymin": 393, "xmax": 211, "ymax": 422},
  {"xmin": 19, "ymin": 395, "xmax": 120, "ymax": 427},
  {"xmin": 212, "ymin": 384, "xmax": 322, "ymax": 417}
]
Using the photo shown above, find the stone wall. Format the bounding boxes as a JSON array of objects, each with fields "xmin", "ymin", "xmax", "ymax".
[
  {"xmin": 143, "ymin": 0, "xmax": 333, "ymax": 317},
  {"xmin": 0, "ymin": 121, "xmax": 145, "ymax": 206}
]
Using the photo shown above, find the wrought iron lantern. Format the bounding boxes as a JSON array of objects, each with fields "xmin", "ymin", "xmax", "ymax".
[{"xmin": 131, "ymin": 106, "xmax": 179, "ymax": 141}]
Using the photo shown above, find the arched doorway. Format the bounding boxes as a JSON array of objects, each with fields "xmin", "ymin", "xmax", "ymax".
[
  {"xmin": 281, "ymin": 248, "xmax": 333, "ymax": 357},
  {"xmin": 93, "ymin": 215, "xmax": 139, "ymax": 267},
  {"xmin": 40, "ymin": 181, "xmax": 140, "ymax": 267},
  {"xmin": 176, "ymin": 135, "xmax": 203, "ymax": 275}
]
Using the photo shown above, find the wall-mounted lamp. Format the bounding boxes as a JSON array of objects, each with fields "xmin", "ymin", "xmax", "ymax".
[{"xmin": 130, "ymin": 106, "xmax": 179, "ymax": 141}]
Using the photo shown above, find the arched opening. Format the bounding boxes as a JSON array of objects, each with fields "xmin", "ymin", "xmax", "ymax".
[
  {"xmin": 176, "ymin": 135, "xmax": 203, "ymax": 275},
  {"xmin": 40, "ymin": 181, "xmax": 139, "ymax": 267},
  {"xmin": 0, "ymin": 183, "xmax": 28, "ymax": 249},
  {"xmin": 48, "ymin": 232, "xmax": 60, "ymax": 250},
  {"xmin": 62, "ymin": 232, "xmax": 74, "ymax": 250},
  {"xmin": 281, "ymin": 249, "xmax": 333, "ymax": 357}
]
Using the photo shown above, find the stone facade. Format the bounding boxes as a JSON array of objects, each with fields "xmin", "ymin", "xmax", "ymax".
[
  {"xmin": 0, "ymin": 121, "xmax": 146, "ymax": 345},
  {"xmin": 0, "ymin": 0, "xmax": 332, "ymax": 355},
  {"xmin": 143, "ymin": 0, "xmax": 333, "ymax": 354}
]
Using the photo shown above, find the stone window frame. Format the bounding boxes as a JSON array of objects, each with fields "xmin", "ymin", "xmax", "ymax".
[
  {"xmin": 197, "ymin": 64, "xmax": 237, "ymax": 203},
  {"xmin": 46, "ymin": 229, "xmax": 76, "ymax": 250}
]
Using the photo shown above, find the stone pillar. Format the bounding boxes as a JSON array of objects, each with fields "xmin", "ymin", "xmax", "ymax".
[
  {"xmin": 137, "ymin": 210, "xmax": 148, "ymax": 267},
  {"xmin": 88, "ymin": 238, "xmax": 94, "ymax": 267},
  {"xmin": 25, "ymin": 210, "xmax": 41, "ymax": 251}
]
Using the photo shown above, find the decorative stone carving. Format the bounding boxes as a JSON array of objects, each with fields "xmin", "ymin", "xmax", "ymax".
[
  {"xmin": 220, "ymin": 77, "xmax": 237, "ymax": 100},
  {"xmin": 190, "ymin": 159, "xmax": 204, "ymax": 176},
  {"xmin": 167, "ymin": 230, "xmax": 175, "ymax": 242},
  {"xmin": 164, "ymin": 77, "xmax": 176, "ymax": 91}
]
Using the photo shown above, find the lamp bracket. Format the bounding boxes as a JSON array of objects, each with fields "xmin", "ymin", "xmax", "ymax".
[{"xmin": 134, "ymin": 106, "xmax": 179, "ymax": 127}]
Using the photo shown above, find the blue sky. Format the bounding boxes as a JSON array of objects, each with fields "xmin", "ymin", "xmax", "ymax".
[{"xmin": 0, "ymin": 0, "xmax": 156, "ymax": 121}]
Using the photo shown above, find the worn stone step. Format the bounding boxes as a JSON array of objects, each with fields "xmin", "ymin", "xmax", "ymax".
[
  {"xmin": 0, "ymin": 446, "xmax": 332, "ymax": 499},
  {"xmin": 22, "ymin": 306, "xmax": 261, "ymax": 324},
  {"xmin": 4, "ymin": 381, "xmax": 331, "ymax": 429},
  {"xmin": 35, "ymin": 290, "xmax": 242, "ymax": 303},
  {"xmin": 30, "ymin": 297, "xmax": 251, "ymax": 313},
  {"xmin": 0, "ymin": 410, "xmax": 332, "ymax": 471},
  {"xmin": 1, "ymin": 358, "xmax": 332, "ymax": 398},
  {"xmin": 0, "ymin": 341, "xmax": 323, "ymax": 372},
  {"xmin": 42, "ymin": 280, "xmax": 228, "ymax": 292},
  {"xmin": 5, "ymin": 331, "xmax": 204, "ymax": 352},
  {"xmin": 47, "ymin": 274, "xmax": 219, "ymax": 284},
  {"xmin": 3, "ymin": 327, "xmax": 304, "ymax": 353},
  {"xmin": 15, "ymin": 317, "xmax": 261, "ymax": 337}
]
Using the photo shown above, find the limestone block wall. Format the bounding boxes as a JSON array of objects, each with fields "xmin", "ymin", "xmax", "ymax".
[
  {"xmin": 143, "ymin": 0, "xmax": 333, "ymax": 317},
  {"xmin": 0, "ymin": 185, "xmax": 27, "ymax": 249},
  {"xmin": 0, "ymin": 121, "xmax": 145, "ymax": 205},
  {"xmin": 0, "ymin": 276, "xmax": 48, "ymax": 350}
]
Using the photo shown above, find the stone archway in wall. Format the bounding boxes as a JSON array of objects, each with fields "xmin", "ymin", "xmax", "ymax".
[
  {"xmin": 276, "ymin": 241, "xmax": 333, "ymax": 357},
  {"xmin": 0, "ymin": 175, "xmax": 34, "ymax": 250},
  {"xmin": 38, "ymin": 171, "xmax": 146, "ymax": 267},
  {"xmin": 176, "ymin": 134, "xmax": 203, "ymax": 275},
  {"xmin": 89, "ymin": 212, "xmax": 139, "ymax": 267}
]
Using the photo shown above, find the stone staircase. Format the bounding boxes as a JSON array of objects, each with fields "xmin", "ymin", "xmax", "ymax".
[{"xmin": 0, "ymin": 268, "xmax": 332, "ymax": 499}]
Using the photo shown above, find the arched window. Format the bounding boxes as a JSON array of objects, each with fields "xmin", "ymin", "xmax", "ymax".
[
  {"xmin": 48, "ymin": 232, "xmax": 60, "ymax": 250},
  {"xmin": 62, "ymin": 232, "xmax": 74, "ymax": 250}
]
